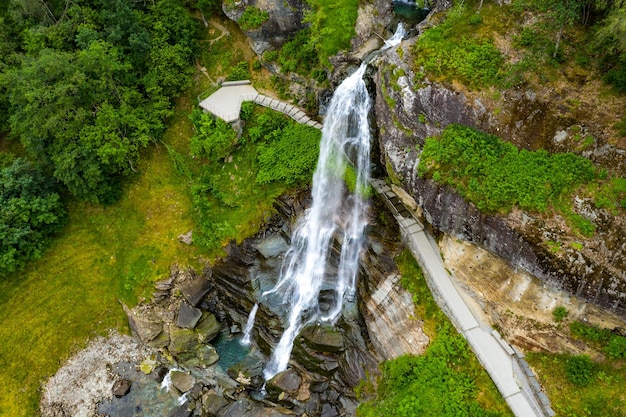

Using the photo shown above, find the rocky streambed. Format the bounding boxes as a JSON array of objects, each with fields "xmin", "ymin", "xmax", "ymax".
[{"xmin": 40, "ymin": 192, "xmax": 429, "ymax": 417}]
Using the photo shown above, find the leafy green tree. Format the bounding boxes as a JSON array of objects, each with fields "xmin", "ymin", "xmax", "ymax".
[
  {"xmin": 0, "ymin": 158, "xmax": 66, "ymax": 275},
  {"xmin": 189, "ymin": 108, "xmax": 237, "ymax": 161},
  {"xmin": 4, "ymin": 42, "xmax": 150, "ymax": 201}
]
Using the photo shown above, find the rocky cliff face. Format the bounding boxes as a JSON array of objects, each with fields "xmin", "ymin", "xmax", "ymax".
[
  {"xmin": 371, "ymin": 37, "xmax": 626, "ymax": 319},
  {"xmin": 222, "ymin": 0, "xmax": 309, "ymax": 55}
]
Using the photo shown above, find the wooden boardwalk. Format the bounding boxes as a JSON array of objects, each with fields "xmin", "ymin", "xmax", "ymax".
[{"xmin": 199, "ymin": 80, "xmax": 322, "ymax": 129}]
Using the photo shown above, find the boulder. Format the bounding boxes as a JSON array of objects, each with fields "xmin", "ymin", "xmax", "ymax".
[
  {"xmin": 177, "ymin": 303, "xmax": 202, "ymax": 329},
  {"xmin": 202, "ymin": 391, "xmax": 230, "ymax": 416},
  {"xmin": 170, "ymin": 370, "xmax": 196, "ymax": 393},
  {"xmin": 196, "ymin": 313, "xmax": 221, "ymax": 343},
  {"xmin": 301, "ymin": 326, "xmax": 344, "ymax": 353},
  {"xmin": 111, "ymin": 379, "xmax": 131, "ymax": 398},
  {"xmin": 197, "ymin": 344, "xmax": 219, "ymax": 367},
  {"xmin": 171, "ymin": 403, "xmax": 192, "ymax": 417},
  {"xmin": 123, "ymin": 304, "xmax": 162, "ymax": 344},
  {"xmin": 168, "ymin": 325, "xmax": 199, "ymax": 357},
  {"xmin": 266, "ymin": 369, "xmax": 302, "ymax": 398},
  {"xmin": 178, "ymin": 230, "xmax": 193, "ymax": 245},
  {"xmin": 147, "ymin": 325, "xmax": 170, "ymax": 349},
  {"xmin": 180, "ymin": 276, "xmax": 211, "ymax": 307}
]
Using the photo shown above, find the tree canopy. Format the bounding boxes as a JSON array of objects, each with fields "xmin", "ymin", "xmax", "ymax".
[
  {"xmin": 0, "ymin": 159, "xmax": 66, "ymax": 275},
  {"xmin": 0, "ymin": 0, "xmax": 197, "ymax": 202}
]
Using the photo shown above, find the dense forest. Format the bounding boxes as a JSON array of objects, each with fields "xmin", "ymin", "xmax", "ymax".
[{"xmin": 0, "ymin": 0, "xmax": 200, "ymax": 274}]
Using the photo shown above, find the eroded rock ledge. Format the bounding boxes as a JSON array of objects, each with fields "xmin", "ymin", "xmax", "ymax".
[
  {"xmin": 40, "ymin": 193, "xmax": 430, "ymax": 417},
  {"xmin": 372, "ymin": 39, "xmax": 626, "ymax": 319}
]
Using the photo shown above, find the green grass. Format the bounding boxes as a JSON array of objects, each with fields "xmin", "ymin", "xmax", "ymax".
[
  {"xmin": 526, "ymin": 352, "xmax": 626, "ymax": 416},
  {"xmin": 357, "ymin": 250, "xmax": 512, "ymax": 416},
  {"xmin": 0, "ymin": 89, "xmax": 202, "ymax": 417},
  {"xmin": 418, "ymin": 124, "xmax": 596, "ymax": 214},
  {"xmin": 189, "ymin": 105, "xmax": 321, "ymax": 254}
]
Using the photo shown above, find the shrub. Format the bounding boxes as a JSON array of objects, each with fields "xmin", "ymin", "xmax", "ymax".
[
  {"xmin": 0, "ymin": 159, "xmax": 67, "ymax": 276},
  {"xmin": 256, "ymin": 123, "xmax": 320, "ymax": 185},
  {"xmin": 226, "ymin": 61, "xmax": 251, "ymax": 81},
  {"xmin": 552, "ymin": 306, "xmax": 569, "ymax": 322},
  {"xmin": 189, "ymin": 108, "xmax": 237, "ymax": 161},
  {"xmin": 238, "ymin": 6, "xmax": 269, "ymax": 31},
  {"xmin": 570, "ymin": 321, "xmax": 613, "ymax": 345},
  {"xmin": 604, "ymin": 335, "xmax": 626, "ymax": 359},
  {"xmin": 565, "ymin": 355, "xmax": 594, "ymax": 386},
  {"xmin": 418, "ymin": 124, "xmax": 596, "ymax": 213}
]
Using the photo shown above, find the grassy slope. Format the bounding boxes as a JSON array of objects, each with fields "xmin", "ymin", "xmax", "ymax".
[
  {"xmin": 0, "ymin": 91, "xmax": 200, "ymax": 417},
  {"xmin": 357, "ymin": 249, "xmax": 512, "ymax": 416},
  {"xmin": 527, "ymin": 352, "xmax": 626, "ymax": 416},
  {"xmin": 0, "ymin": 15, "xmax": 284, "ymax": 415}
]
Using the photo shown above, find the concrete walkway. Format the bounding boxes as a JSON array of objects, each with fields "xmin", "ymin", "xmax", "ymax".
[
  {"xmin": 199, "ymin": 80, "xmax": 322, "ymax": 129},
  {"xmin": 371, "ymin": 178, "xmax": 554, "ymax": 417}
]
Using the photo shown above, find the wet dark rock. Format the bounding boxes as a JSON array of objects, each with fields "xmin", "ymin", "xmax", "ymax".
[
  {"xmin": 309, "ymin": 380, "xmax": 329, "ymax": 393},
  {"xmin": 266, "ymin": 369, "xmax": 302, "ymax": 397},
  {"xmin": 180, "ymin": 276, "xmax": 211, "ymax": 307},
  {"xmin": 177, "ymin": 303, "xmax": 202, "ymax": 329},
  {"xmin": 201, "ymin": 391, "xmax": 230, "ymax": 416},
  {"xmin": 317, "ymin": 290, "xmax": 336, "ymax": 312},
  {"xmin": 227, "ymin": 355, "xmax": 264, "ymax": 387},
  {"xmin": 170, "ymin": 403, "xmax": 192, "ymax": 417},
  {"xmin": 189, "ymin": 383, "xmax": 204, "ymax": 401},
  {"xmin": 301, "ymin": 326, "xmax": 344, "ymax": 353},
  {"xmin": 154, "ymin": 366, "xmax": 169, "ymax": 383},
  {"xmin": 170, "ymin": 370, "xmax": 195, "ymax": 393},
  {"xmin": 321, "ymin": 402, "xmax": 339, "ymax": 417},
  {"xmin": 111, "ymin": 379, "xmax": 131, "ymax": 398},
  {"xmin": 196, "ymin": 313, "xmax": 220, "ymax": 343}
]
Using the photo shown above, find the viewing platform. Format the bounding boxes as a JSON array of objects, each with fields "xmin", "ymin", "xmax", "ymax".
[{"xmin": 199, "ymin": 80, "xmax": 322, "ymax": 129}]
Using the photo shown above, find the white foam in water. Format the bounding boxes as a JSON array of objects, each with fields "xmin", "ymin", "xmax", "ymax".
[
  {"xmin": 160, "ymin": 368, "xmax": 188, "ymax": 405},
  {"xmin": 383, "ymin": 23, "xmax": 406, "ymax": 50},
  {"xmin": 241, "ymin": 303, "xmax": 259, "ymax": 346},
  {"xmin": 261, "ymin": 25, "xmax": 406, "ymax": 382}
]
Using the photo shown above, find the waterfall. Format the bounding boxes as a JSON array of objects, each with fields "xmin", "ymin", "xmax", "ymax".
[
  {"xmin": 240, "ymin": 303, "xmax": 258, "ymax": 346},
  {"xmin": 261, "ymin": 25, "xmax": 405, "ymax": 382}
]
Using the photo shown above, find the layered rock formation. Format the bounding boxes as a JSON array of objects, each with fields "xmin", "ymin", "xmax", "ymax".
[{"xmin": 371, "ymin": 36, "xmax": 626, "ymax": 319}]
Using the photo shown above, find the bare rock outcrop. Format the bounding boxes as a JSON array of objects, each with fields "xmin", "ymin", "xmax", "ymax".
[{"xmin": 372, "ymin": 37, "xmax": 626, "ymax": 319}]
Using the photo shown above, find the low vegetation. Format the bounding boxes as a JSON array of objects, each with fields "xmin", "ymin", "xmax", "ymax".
[
  {"xmin": 418, "ymin": 124, "xmax": 595, "ymax": 213},
  {"xmin": 238, "ymin": 6, "xmax": 269, "ymax": 31},
  {"xmin": 187, "ymin": 103, "xmax": 320, "ymax": 253},
  {"xmin": 525, "ymin": 319, "xmax": 626, "ymax": 416},
  {"xmin": 527, "ymin": 351, "xmax": 626, "ymax": 416},
  {"xmin": 413, "ymin": 0, "xmax": 626, "ymax": 94},
  {"xmin": 262, "ymin": 0, "xmax": 358, "ymax": 79},
  {"xmin": 357, "ymin": 250, "xmax": 512, "ymax": 417}
]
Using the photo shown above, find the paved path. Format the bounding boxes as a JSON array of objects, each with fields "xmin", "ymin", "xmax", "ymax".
[
  {"xmin": 371, "ymin": 178, "xmax": 554, "ymax": 417},
  {"xmin": 199, "ymin": 80, "xmax": 322, "ymax": 129}
]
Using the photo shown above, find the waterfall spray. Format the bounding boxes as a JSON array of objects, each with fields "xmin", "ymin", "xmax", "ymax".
[
  {"xmin": 261, "ymin": 25, "xmax": 406, "ymax": 382},
  {"xmin": 241, "ymin": 303, "xmax": 258, "ymax": 346}
]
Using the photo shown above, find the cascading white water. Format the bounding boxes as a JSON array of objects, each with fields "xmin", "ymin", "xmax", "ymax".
[
  {"xmin": 261, "ymin": 25, "xmax": 406, "ymax": 382},
  {"xmin": 240, "ymin": 303, "xmax": 258, "ymax": 346}
]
